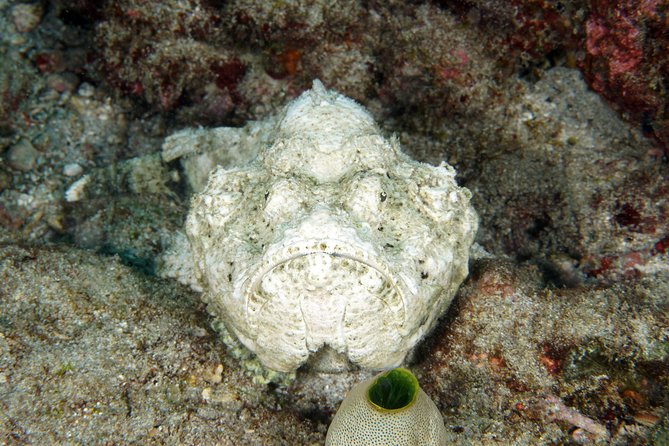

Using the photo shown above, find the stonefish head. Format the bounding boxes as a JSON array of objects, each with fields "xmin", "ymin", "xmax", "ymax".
[{"xmin": 181, "ymin": 81, "xmax": 477, "ymax": 372}]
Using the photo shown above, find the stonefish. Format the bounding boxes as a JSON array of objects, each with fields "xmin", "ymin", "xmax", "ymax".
[{"xmin": 161, "ymin": 81, "xmax": 478, "ymax": 373}]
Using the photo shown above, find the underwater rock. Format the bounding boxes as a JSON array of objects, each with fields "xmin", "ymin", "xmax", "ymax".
[
  {"xmin": 6, "ymin": 139, "xmax": 39, "ymax": 172},
  {"xmin": 161, "ymin": 80, "xmax": 478, "ymax": 372}
]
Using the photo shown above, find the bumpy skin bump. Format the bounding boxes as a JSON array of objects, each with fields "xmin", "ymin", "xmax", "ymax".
[
  {"xmin": 185, "ymin": 80, "xmax": 478, "ymax": 372},
  {"xmin": 325, "ymin": 371, "xmax": 448, "ymax": 445}
]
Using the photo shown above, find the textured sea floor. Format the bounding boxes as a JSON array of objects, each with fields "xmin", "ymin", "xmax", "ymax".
[
  {"xmin": 2, "ymin": 245, "xmax": 668, "ymax": 444},
  {"xmin": 1, "ymin": 1, "xmax": 668, "ymax": 444}
]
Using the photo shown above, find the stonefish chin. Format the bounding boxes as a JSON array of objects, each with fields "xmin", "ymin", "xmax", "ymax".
[{"xmin": 161, "ymin": 81, "xmax": 478, "ymax": 373}]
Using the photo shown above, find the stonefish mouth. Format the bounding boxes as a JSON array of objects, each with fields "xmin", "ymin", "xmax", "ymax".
[{"xmin": 241, "ymin": 242, "xmax": 408, "ymax": 371}]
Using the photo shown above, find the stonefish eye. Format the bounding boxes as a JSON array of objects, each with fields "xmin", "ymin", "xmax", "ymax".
[
  {"xmin": 263, "ymin": 178, "xmax": 307, "ymax": 222},
  {"xmin": 188, "ymin": 168, "xmax": 250, "ymax": 230},
  {"xmin": 344, "ymin": 174, "xmax": 387, "ymax": 224}
]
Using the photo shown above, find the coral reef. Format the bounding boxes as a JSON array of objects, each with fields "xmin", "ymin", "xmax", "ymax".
[
  {"xmin": 0, "ymin": 0, "xmax": 667, "ymax": 443},
  {"xmin": 468, "ymin": 67, "xmax": 669, "ymax": 281},
  {"xmin": 94, "ymin": 0, "xmax": 244, "ymax": 122},
  {"xmin": 39, "ymin": 0, "xmax": 668, "ymax": 153},
  {"xmin": 416, "ymin": 259, "xmax": 668, "ymax": 444},
  {"xmin": 436, "ymin": 0, "xmax": 669, "ymax": 152},
  {"xmin": 582, "ymin": 0, "xmax": 669, "ymax": 149}
]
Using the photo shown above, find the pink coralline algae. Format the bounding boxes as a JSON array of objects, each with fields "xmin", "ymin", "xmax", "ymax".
[
  {"xmin": 586, "ymin": 15, "xmax": 641, "ymax": 77},
  {"xmin": 582, "ymin": 0, "xmax": 668, "ymax": 150},
  {"xmin": 441, "ymin": 0, "xmax": 668, "ymax": 152}
]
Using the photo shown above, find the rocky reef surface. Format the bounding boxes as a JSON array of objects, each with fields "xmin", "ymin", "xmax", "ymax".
[{"xmin": 0, "ymin": 0, "xmax": 667, "ymax": 444}]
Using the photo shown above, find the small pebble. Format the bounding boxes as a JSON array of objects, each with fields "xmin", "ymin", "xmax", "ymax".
[
  {"xmin": 47, "ymin": 72, "xmax": 80, "ymax": 93},
  {"xmin": 78, "ymin": 82, "xmax": 96, "ymax": 98},
  {"xmin": 65, "ymin": 174, "xmax": 90, "ymax": 202},
  {"xmin": 11, "ymin": 3, "xmax": 43, "ymax": 33},
  {"xmin": 63, "ymin": 163, "xmax": 83, "ymax": 177},
  {"xmin": 0, "ymin": 171, "xmax": 10, "ymax": 190},
  {"xmin": 6, "ymin": 139, "xmax": 39, "ymax": 171}
]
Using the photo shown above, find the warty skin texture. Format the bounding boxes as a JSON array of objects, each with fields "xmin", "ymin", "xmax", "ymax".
[{"xmin": 178, "ymin": 80, "xmax": 478, "ymax": 372}]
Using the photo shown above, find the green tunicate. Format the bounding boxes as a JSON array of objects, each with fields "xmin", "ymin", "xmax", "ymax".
[{"xmin": 325, "ymin": 368, "xmax": 448, "ymax": 445}]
